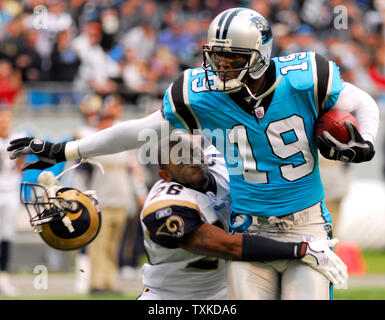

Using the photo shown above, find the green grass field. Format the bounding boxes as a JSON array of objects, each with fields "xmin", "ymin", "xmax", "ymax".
[
  {"xmin": 334, "ymin": 288, "xmax": 385, "ymax": 300},
  {"xmin": 10, "ymin": 289, "xmax": 385, "ymax": 300},
  {"xmin": 361, "ymin": 251, "xmax": 385, "ymax": 274},
  {"xmin": 333, "ymin": 250, "xmax": 385, "ymax": 300},
  {"xmin": 4, "ymin": 250, "xmax": 385, "ymax": 300}
]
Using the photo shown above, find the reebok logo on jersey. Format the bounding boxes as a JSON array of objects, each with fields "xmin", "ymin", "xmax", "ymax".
[{"xmin": 155, "ymin": 207, "xmax": 172, "ymax": 220}]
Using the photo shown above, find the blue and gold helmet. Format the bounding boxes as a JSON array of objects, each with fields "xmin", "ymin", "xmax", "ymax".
[{"xmin": 21, "ymin": 183, "xmax": 102, "ymax": 251}]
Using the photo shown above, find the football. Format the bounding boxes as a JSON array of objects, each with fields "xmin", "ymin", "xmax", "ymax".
[{"xmin": 315, "ymin": 109, "xmax": 359, "ymax": 144}]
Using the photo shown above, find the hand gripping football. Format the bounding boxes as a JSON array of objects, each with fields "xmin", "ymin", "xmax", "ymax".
[{"xmin": 315, "ymin": 109, "xmax": 359, "ymax": 144}]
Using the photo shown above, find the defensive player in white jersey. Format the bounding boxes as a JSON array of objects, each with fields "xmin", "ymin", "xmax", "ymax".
[
  {"xmin": 0, "ymin": 108, "xmax": 24, "ymax": 296},
  {"xmin": 7, "ymin": 8, "xmax": 377, "ymax": 299},
  {"xmin": 138, "ymin": 134, "xmax": 347, "ymax": 300}
]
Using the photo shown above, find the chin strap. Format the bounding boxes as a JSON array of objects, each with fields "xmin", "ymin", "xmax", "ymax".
[
  {"xmin": 62, "ymin": 216, "xmax": 75, "ymax": 233},
  {"xmin": 244, "ymin": 75, "xmax": 282, "ymax": 103},
  {"xmin": 55, "ymin": 158, "xmax": 105, "ymax": 181}
]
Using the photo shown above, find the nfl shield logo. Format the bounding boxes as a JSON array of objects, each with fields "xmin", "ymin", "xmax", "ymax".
[{"xmin": 254, "ymin": 106, "xmax": 265, "ymax": 119}]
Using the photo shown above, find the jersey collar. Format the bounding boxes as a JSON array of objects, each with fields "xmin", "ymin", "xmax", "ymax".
[{"xmin": 228, "ymin": 60, "xmax": 277, "ymax": 121}]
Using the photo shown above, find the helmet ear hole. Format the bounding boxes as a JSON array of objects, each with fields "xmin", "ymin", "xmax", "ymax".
[{"xmin": 65, "ymin": 200, "xmax": 79, "ymax": 213}]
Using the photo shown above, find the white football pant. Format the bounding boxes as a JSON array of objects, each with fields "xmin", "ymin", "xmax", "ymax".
[{"xmin": 228, "ymin": 201, "xmax": 333, "ymax": 300}]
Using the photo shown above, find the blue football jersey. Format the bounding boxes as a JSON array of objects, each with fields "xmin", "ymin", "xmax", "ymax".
[{"xmin": 162, "ymin": 52, "xmax": 344, "ymax": 220}]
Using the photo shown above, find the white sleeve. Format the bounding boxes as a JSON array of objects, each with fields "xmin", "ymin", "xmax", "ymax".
[
  {"xmin": 332, "ymin": 82, "xmax": 379, "ymax": 144},
  {"xmin": 65, "ymin": 110, "xmax": 174, "ymax": 160}
]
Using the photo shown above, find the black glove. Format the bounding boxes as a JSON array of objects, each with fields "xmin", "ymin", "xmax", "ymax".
[
  {"xmin": 7, "ymin": 137, "xmax": 67, "ymax": 170},
  {"xmin": 316, "ymin": 120, "xmax": 375, "ymax": 163}
]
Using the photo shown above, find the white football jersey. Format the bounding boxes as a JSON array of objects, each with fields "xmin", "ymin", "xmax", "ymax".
[{"xmin": 140, "ymin": 145, "xmax": 231, "ymax": 300}]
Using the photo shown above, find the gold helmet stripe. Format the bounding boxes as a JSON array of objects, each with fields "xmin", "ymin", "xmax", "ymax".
[{"xmin": 141, "ymin": 200, "xmax": 200, "ymax": 220}]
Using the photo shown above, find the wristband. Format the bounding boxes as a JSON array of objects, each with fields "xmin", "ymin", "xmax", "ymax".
[
  {"xmin": 241, "ymin": 235, "xmax": 306, "ymax": 261},
  {"xmin": 64, "ymin": 141, "xmax": 81, "ymax": 161}
]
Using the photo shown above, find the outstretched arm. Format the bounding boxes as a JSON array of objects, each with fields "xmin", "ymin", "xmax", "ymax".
[
  {"xmin": 8, "ymin": 110, "xmax": 174, "ymax": 170},
  {"xmin": 75, "ymin": 110, "xmax": 171, "ymax": 159}
]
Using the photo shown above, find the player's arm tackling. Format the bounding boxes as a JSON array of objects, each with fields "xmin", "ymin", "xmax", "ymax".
[{"xmin": 181, "ymin": 224, "xmax": 348, "ymax": 289}]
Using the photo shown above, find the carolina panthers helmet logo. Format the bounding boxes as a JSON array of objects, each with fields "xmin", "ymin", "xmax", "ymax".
[{"xmin": 249, "ymin": 16, "xmax": 272, "ymax": 44}]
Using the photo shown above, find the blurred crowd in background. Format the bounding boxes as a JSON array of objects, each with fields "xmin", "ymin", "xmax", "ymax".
[{"xmin": 0, "ymin": 0, "xmax": 383, "ymax": 114}]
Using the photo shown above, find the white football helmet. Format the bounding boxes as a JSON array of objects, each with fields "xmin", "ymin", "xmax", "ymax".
[{"xmin": 202, "ymin": 8, "xmax": 273, "ymax": 92}]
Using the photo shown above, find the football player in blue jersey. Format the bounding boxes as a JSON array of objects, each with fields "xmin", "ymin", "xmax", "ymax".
[{"xmin": 8, "ymin": 8, "xmax": 378, "ymax": 299}]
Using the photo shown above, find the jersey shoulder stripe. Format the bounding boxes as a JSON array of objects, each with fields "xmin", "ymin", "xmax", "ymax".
[
  {"xmin": 314, "ymin": 53, "xmax": 330, "ymax": 114},
  {"xmin": 141, "ymin": 199, "xmax": 200, "ymax": 220},
  {"xmin": 309, "ymin": 51, "xmax": 343, "ymax": 114},
  {"xmin": 164, "ymin": 71, "xmax": 201, "ymax": 134}
]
